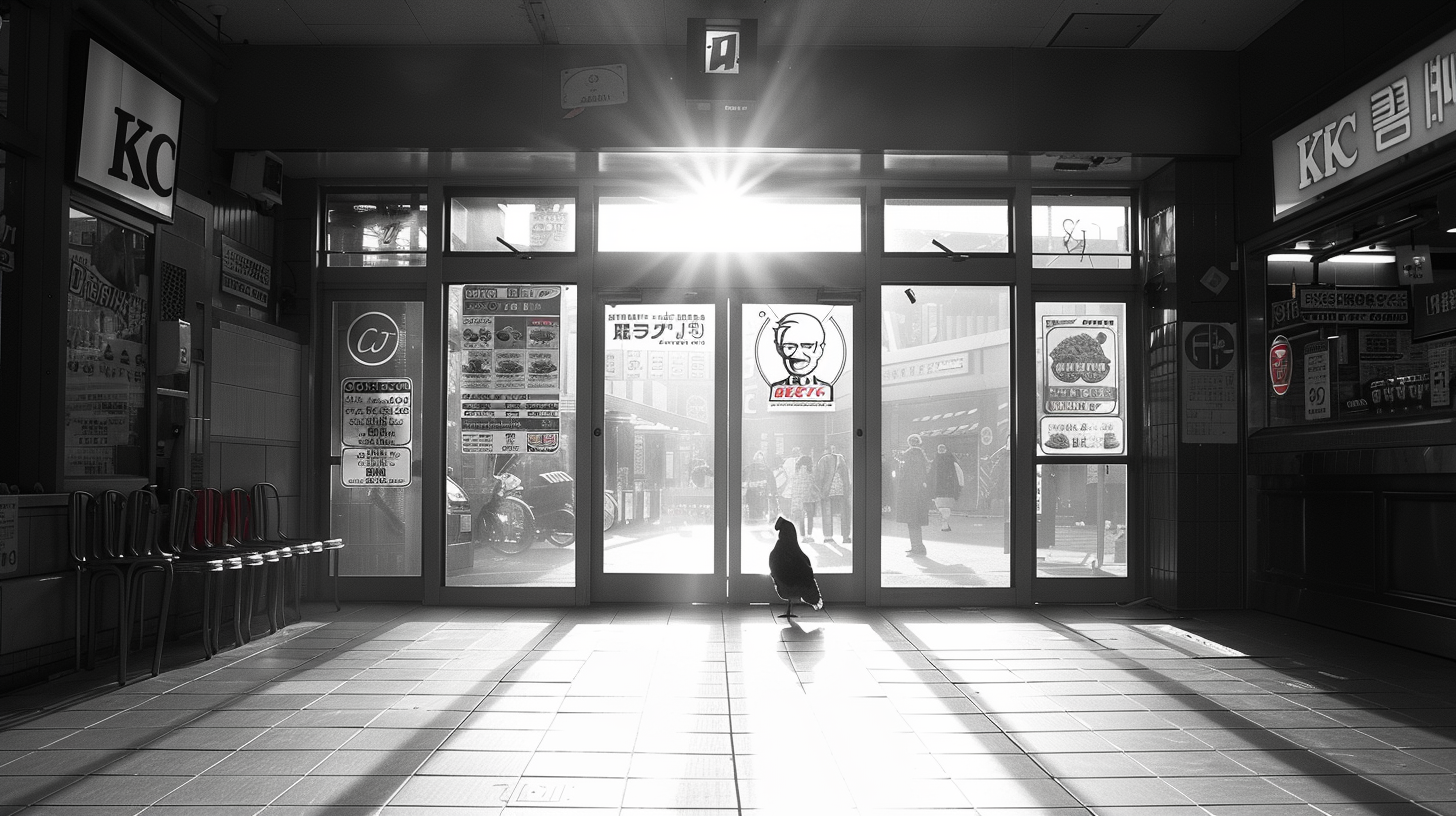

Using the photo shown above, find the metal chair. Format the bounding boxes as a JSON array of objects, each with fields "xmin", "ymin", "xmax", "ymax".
[
  {"xmin": 68, "ymin": 490, "xmax": 174, "ymax": 686},
  {"xmin": 193, "ymin": 487, "xmax": 264, "ymax": 647},
  {"xmin": 222, "ymin": 487, "xmax": 290, "ymax": 637},
  {"xmin": 251, "ymin": 482, "xmax": 341, "ymax": 615},
  {"xmin": 157, "ymin": 488, "xmax": 242, "ymax": 659}
]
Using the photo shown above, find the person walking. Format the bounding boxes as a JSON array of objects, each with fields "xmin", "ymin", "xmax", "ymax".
[
  {"xmin": 931, "ymin": 443, "xmax": 963, "ymax": 532},
  {"xmin": 894, "ymin": 434, "xmax": 931, "ymax": 556},
  {"xmin": 816, "ymin": 444, "xmax": 851, "ymax": 545},
  {"xmin": 787, "ymin": 455, "xmax": 819, "ymax": 545}
]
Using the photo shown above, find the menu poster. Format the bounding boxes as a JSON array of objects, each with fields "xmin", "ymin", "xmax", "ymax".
[
  {"xmin": 459, "ymin": 285, "xmax": 562, "ymax": 453},
  {"xmin": 0, "ymin": 495, "xmax": 17, "ymax": 575},
  {"xmin": 1304, "ymin": 342, "xmax": 1331, "ymax": 421},
  {"xmin": 341, "ymin": 378, "xmax": 412, "ymax": 447},
  {"xmin": 1039, "ymin": 314, "xmax": 1124, "ymax": 455},
  {"xmin": 64, "ymin": 228, "xmax": 150, "ymax": 477},
  {"xmin": 1431, "ymin": 345, "xmax": 1451, "ymax": 408}
]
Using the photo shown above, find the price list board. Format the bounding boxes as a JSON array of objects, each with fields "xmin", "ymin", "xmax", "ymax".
[
  {"xmin": 459, "ymin": 286, "xmax": 562, "ymax": 453},
  {"xmin": 340, "ymin": 377, "xmax": 412, "ymax": 487}
]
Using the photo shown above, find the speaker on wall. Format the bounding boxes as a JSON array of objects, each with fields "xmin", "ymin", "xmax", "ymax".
[{"xmin": 231, "ymin": 151, "xmax": 284, "ymax": 206}]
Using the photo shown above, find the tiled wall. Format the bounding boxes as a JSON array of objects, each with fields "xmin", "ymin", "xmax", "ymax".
[
  {"xmin": 1143, "ymin": 161, "xmax": 1245, "ymax": 610},
  {"xmin": 209, "ymin": 323, "xmax": 303, "ymax": 534}
]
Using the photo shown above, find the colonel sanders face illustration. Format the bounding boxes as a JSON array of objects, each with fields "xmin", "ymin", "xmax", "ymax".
[{"xmin": 773, "ymin": 313, "xmax": 825, "ymax": 379}]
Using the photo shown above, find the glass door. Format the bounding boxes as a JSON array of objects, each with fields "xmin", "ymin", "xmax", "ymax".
[
  {"xmin": 734, "ymin": 294, "xmax": 858, "ymax": 605},
  {"xmin": 594, "ymin": 291, "xmax": 724, "ymax": 602},
  {"xmin": 1031, "ymin": 298, "xmax": 1137, "ymax": 603},
  {"xmin": 592, "ymin": 288, "xmax": 862, "ymax": 605}
]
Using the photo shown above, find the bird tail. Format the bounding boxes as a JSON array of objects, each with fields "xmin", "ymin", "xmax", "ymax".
[{"xmin": 803, "ymin": 580, "xmax": 824, "ymax": 611}]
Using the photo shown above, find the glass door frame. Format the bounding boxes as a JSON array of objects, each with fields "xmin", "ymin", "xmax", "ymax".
[
  {"xmin": 1024, "ymin": 290, "xmax": 1142, "ymax": 605},
  {"xmin": 586, "ymin": 257, "xmax": 870, "ymax": 607}
]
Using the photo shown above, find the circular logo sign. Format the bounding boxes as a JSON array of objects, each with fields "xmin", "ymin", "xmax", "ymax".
[
  {"xmin": 1184, "ymin": 324, "xmax": 1236, "ymax": 371},
  {"xmin": 347, "ymin": 311, "xmax": 401, "ymax": 366},
  {"xmin": 980, "ymin": 426, "xmax": 994, "ymax": 447}
]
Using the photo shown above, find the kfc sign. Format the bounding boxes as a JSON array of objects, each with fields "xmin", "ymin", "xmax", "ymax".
[
  {"xmin": 75, "ymin": 40, "xmax": 183, "ymax": 220},
  {"xmin": 1273, "ymin": 25, "xmax": 1456, "ymax": 219},
  {"xmin": 751, "ymin": 306, "xmax": 849, "ymax": 412}
]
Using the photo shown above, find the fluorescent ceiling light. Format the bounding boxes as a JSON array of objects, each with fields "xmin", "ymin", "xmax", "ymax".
[{"xmin": 1268, "ymin": 252, "xmax": 1394, "ymax": 264}]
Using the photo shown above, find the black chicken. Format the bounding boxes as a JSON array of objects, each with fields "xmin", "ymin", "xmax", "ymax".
[{"xmin": 768, "ymin": 516, "xmax": 824, "ymax": 619}]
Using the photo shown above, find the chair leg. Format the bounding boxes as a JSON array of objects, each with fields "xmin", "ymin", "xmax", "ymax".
[
  {"xmin": 152, "ymin": 567, "xmax": 173, "ymax": 678},
  {"xmin": 199, "ymin": 573, "xmax": 213, "ymax": 659},
  {"xmin": 266, "ymin": 560, "xmax": 281, "ymax": 635},
  {"xmin": 239, "ymin": 567, "xmax": 253, "ymax": 645},
  {"xmin": 116, "ymin": 574, "xmax": 130, "ymax": 687},
  {"xmin": 133, "ymin": 579, "xmax": 147, "ymax": 652},
  {"xmin": 74, "ymin": 569, "xmax": 87, "ymax": 673}
]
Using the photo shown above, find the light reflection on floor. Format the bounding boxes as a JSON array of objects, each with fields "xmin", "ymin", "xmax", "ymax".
[{"xmin": 1, "ymin": 603, "xmax": 1454, "ymax": 814}]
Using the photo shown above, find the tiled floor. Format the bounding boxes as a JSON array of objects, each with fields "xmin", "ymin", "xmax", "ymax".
[{"xmin": 1, "ymin": 602, "xmax": 1454, "ymax": 815}]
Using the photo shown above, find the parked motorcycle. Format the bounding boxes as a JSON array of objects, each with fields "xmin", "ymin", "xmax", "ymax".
[{"xmin": 476, "ymin": 461, "xmax": 576, "ymax": 554}]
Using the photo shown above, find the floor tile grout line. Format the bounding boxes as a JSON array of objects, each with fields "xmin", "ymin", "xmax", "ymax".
[{"xmin": 721, "ymin": 609, "xmax": 744, "ymax": 816}]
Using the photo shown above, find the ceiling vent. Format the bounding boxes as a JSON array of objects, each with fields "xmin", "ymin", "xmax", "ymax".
[
  {"xmin": 1049, "ymin": 154, "xmax": 1125, "ymax": 172},
  {"xmin": 1048, "ymin": 13, "xmax": 1157, "ymax": 48}
]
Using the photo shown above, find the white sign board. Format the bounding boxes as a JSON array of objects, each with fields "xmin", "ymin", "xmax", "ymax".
[
  {"xmin": 341, "ymin": 377, "xmax": 411, "ymax": 447},
  {"xmin": 1180, "ymin": 322, "xmax": 1239, "ymax": 444},
  {"xmin": 340, "ymin": 446, "xmax": 411, "ymax": 488},
  {"xmin": 1304, "ymin": 344, "xmax": 1331, "ymax": 421},
  {"xmin": 76, "ymin": 40, "xmax": 183, "ymax": 220},
  {"xmin": 0, "ymin": 496, "xmax": 17, "ymax": 575},
  {"xmin": 1273, "ymin": 27, "xmax": 1456, "ymax": 219}
]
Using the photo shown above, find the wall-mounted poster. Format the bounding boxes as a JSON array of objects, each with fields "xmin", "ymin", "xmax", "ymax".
[
  {"xmin": 1181, "ymin": 322, "xmax": 1238, "ymax": 443},
  {"xmin": 459, "ymin": 285, "xmax": 562, "ymax": 453},
  {"xmin": 746, "ymin": 305, "xmax": 849, "ymax": 412},
  {"xmin": 1038, "ymin": 313, "xmax": 1124, "ymax": 454},
  {"xmin": 64, "ymin": 213, "xmax": 150, "ymax": 478}
]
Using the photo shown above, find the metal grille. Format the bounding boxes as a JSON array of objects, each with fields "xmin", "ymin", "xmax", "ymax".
[{"xmin": 160, "ymin": 261, "xmax": 187, "ymax": 321}]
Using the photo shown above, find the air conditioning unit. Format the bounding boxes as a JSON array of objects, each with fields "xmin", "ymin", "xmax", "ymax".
[{"xmin": 231, "ymin": 150, "xmax": 283, "ymax": 206}]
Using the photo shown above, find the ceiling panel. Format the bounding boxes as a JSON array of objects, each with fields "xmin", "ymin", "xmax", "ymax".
[
  {"xmin": 310, "ymin": 24, "xmax": 434, "ymax": 45},
  {"xmin": 288, "ymin": 0, "xmax": 418, "ymax": 26},
  {"xmin": 183, "ymin": 0, "xmax": 1302, "ymax": 49}
]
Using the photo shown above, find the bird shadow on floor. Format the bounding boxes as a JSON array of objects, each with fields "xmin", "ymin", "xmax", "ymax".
[{"xmin": 776, "ymin": 618, "xmax": 828, "ymax": 679}]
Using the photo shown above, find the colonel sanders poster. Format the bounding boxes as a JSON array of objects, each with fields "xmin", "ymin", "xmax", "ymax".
[{"xmin": 750, "ymin": 305, "xmax": 849, "ymax": 412}]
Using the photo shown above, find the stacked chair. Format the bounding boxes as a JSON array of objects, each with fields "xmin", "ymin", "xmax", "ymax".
[
  {"xmin": 155, "ymin": 487, "xmax": 247, "ymax": 659},
  {"xmin": 205, "ymin": 487, "xmax": 287, "ymax": 640},
  {"xmin": 68, "ymin": 489, "xmax": 174, "ymax": 686},
  {"xmin": 251, "ymin": 482, "xmax": 344, "ymax": 613}
]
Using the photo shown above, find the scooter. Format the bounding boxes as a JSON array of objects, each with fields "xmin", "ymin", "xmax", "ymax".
[{"xmin": 476, "ymin": 463, "xmax": 576, "ymax": 554}]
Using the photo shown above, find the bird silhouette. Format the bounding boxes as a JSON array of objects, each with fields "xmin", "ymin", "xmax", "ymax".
[{"xmin": 768, "ymin": 516, "xmax": 823, "ymax": 619}]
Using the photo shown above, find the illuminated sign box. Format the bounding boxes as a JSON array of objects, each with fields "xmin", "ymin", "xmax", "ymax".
[
  {"xmin": 74, "ymin": 39, "xmax": 183, "ymax": 221},
  {"xmin": 686, "ymin": 18, "xmax": 758, "ymax": 114}
]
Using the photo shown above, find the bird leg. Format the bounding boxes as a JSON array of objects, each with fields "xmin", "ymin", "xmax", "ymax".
[{"xmin": 778, "ymin": 601, "xmax": 796, "ymax": 619}]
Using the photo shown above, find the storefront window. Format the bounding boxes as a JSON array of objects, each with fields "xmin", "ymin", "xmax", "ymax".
[
  {"xmin": 1263, "ymin": 251, "xmax": 1454, "ymax": 427},
  {"xmin": 1032, "ymin": 193, "xmax": 1132, "ymax": 269},
  {"xmin": 448, "ymin": 194, "xmax": 575, "ymax": 253},
  {"xmin": 884, "ymin": 196, "xmax": 1009, "ymax": 253},
  {"xmin": 598, "ymin": 195, "xmax": 861, "ymax": 252},
  {"xmin": 323, "ymin": 190, "xmax": 428, "ymax": 267},
  {"xmin": 881, "ymin": 285, "xmax": 1012, "ymax": 588},
  {"xmin": 64, "ymin": 209, "xmax": 150, "ymax": 480},
  {"xmin": 446, "ymin": 285, "xmax": 576, "ymax": 586}
]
